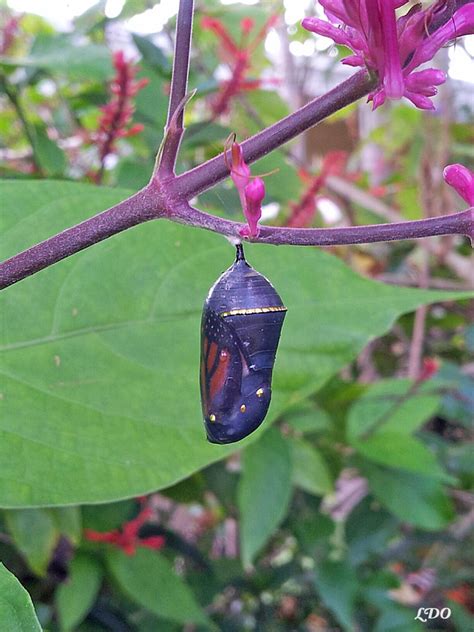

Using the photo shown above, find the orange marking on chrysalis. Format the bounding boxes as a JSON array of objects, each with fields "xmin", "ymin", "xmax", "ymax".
[
  {"xmin": 207, "ymin": 342, "xmax": 218, "ymax": 371},
  {"xmin": 200, "ymin": 356, "xmax": 208, "ymax": 414},
  {"xmin": 209, "ymin": 349, "xmax": 230, "ymax": 400}
]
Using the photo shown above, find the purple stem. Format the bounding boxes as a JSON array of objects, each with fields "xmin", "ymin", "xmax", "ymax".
[
  {"xmin": 0, "ymin": 1, "xmax": 473, "ymax": 291},
  {"xmin": 0, "ymin": 187, "xmax": 163, "ymax": 290},
  {"xmin": 158, "ymin": 0, "xmax": 194, "ymax": 175},
  {"xmin": 173, "ymin": 202, "xmax": 474, "ymax": 246},
  {"xmin": 172, "ymin": 70, "xmax": 375, "ymax": 199}
]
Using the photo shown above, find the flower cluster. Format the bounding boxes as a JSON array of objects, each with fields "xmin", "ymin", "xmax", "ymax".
[
  {"xmin": 94, "ymin": 51, "xmax": 149, "ymax": 180},
  {"xmin": 303, "ymin": 1, "xmax": 474, "ymax": 110},
  {"xmin": 84, "ymin": 504, "xmax": 165, "ymax": 555},
  {"xmin": 226, "ymin": 137, "xmax": 266, "ymax": 238},
  {"xmin": 201, "ymin": 14, "xmax": 279, "ymax": 117}
]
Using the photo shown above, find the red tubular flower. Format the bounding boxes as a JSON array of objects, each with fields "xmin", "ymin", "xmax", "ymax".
[
  {"xmin": 93, "ymin": 51, "xmax": 149, "ymax": 182},
  {"xmin": 286, "ymin": 151, "xmax": 347, "ymax": 228},
  {"xmin": 201, "ymin": 13, "xmax": 279, "ymax": 117},
  {"xmin": 302, "ymin": 1, "xmax": 474, "ymax": 110},
  {"xmin": 84, "ymin": 505, "xmax": 165, "ymax": 556}
]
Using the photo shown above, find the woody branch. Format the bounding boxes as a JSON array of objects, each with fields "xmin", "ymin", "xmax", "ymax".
[{"xmin": 0, "ymin": 0, "xmax": 473, "ymax": 291}]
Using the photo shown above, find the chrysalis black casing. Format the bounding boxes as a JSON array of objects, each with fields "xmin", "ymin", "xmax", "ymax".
[{"xmin": 200, "ymin": 244, "xmax": 287, "ymax": 444}]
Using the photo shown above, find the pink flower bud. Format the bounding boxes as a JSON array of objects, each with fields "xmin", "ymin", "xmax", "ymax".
[
  {"xmin": 242, "ymin": 177, "xmax": 265, "ymax": 238},
  {"xmin": 443, "ymin": 164, "xmax": 474, "ymax": 206},
  {"xmin": 230, "ymin": 142, "xmax": 251, "ymax": 210}
]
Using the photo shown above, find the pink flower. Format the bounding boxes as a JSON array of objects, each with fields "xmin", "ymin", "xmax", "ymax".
[
  {"xmin": 226, "ymin": 138, "xmax": 265, "ymax": 238},
  {"xmin": 443, "ymin": 164, "xmax": 474, "ymax": 206},
  {"xmin": 241, "ymin": 178, "xmax": 265, "ymax": 238},
  {"xmin": 302, "ymin": 1, "xmax": 474, "ymax": 110},
  {"xmin": 92, "ymin": 51, "xmax": 148, "ymax": 183}
]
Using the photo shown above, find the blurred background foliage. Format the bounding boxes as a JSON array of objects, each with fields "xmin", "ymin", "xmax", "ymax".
[{"xmin": 0, "ymin": 0, "xmax": 473, "ymax": 630}]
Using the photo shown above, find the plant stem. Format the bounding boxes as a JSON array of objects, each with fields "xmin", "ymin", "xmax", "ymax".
[
  {"xmin": 172, "ymin": 69, "xmax": 376, "ymax": 198},
  {"xmin": 0, "ymin": 75, "xmax": 42, "ymax": 173},
  {"xmin": 407, "ymin": 253, "xmax": 430, "ymax": 380},
  {"xmin": 158, "ymin": 0, "xmax": 194, "ymax": 175},
  {"xmin": 0, "ymin": 1, "xmax": 473, "ymax": 291},
  {"xmin": 0, "ymin": 186, "xmax": 163, "ymax": 290},
  {"xmin": 172, "ymin": 202, "xmax": 474, "ymax": 246}
]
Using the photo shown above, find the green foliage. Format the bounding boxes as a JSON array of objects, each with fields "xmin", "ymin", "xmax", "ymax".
[
  {"xmin": 1, "ymin": 35, "xmax": 113, "ymax": 81},
  {"xmin": 238, "ymin": 428, "xmax": 292, "ymax": 566},
  {"xmin": 363, "ymin": 464, "xmax": 455, "ymax": 529},
  {"xmin": 1, "ymin": 180, "xmax": 470, "ymax": 508},
  {"xmin": 56, "ymin": 554, "xmax": 102, "ymax": 631},
  {"xmin": 106, "ymin": 548, "xmax": 210, "ymax": 626},
  {"xmin": 0, "ymin": 563, "xmax": 41, "ymax": 631},
  {"xmin": 5, "ymin": 509, "xmax": 58, "ymax": 576},
  {"xmin": 314, "ymin": 559, "xmax": 358, "ymax": 630},
  {"xmin": 0, "ymin": 1, "xmax": 473, "ymax": 630},
  {"xmin": 289, "ymin": 437, "xmax": 333, "ymax": 496}
]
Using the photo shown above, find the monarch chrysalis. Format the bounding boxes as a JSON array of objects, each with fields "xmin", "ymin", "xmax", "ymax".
[{"xmin": 200, "ymin": 244, "xmax": 287, "ymax": 444}]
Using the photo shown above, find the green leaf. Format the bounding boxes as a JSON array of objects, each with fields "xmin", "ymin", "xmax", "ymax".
[
  {"xmin": 56, "ymin": 554, "xmax": 102, "ymax": 632},
  {"xmin": 0, "ymin": 563, "xmax": 42, "ymax": 632},
  {"xmin": 314, "ymin": 559, "xmax": 358, "ymax": 631},
  {"xmin": 346, "ymin": 499, "xmax": 398, "ymax": 565},
  {"xmin": 4, "ymin": 509, "xmax": 58, "ymax": 576},
  {"xmin": 347, "ymin": 379, "xmax": 441, "ymax": 441},
  {"xmin": 448, "ymin": 600, "xmax": 474, "ymax": 631},
  {"xmin": 253, "ymin": 150, "xmax": 300, "ymax": 204},
  {"xmin": 50, "ymin": 507, "xmax": 82, "ymax": 545},
  {"xmin": 32, "ymin": 125, "xmax": 66, "ymax": 177},
  {"xmin": 284, "ymin": 404, "xmax": 331, "ymax": 434},
  {"xmin": 106, "ymin": 548, "xmax": 209, "ymax": 626},
  {"xmin": 238, "ymin": 428, "xmax": 292, "ymax": 566},
  {"xmin": 135, "ymin": 72, "xmax": 168, "ymax": 127},
  {"xmin": 289, "ymin": 437, "xmax": 333, "ymax": 496},
  {"xmin": 363, "ymin": 463, "xmax": 455, "ymax": 530},
  {"xmin": 132, "ymin": 34, "xmax": 171, "ymax": 76},
  {"xmin": 375, "ymin": 605, "xmax": 424, "ymax": 632},
  {"xmin": 0, "ymin": 180, "xmax": 472, "ymax": 507},
  {"xmin": 116, "ymin": 160, "xmax": 155, "ymax": 191},
  {"xmin": 0, "ymin": 35, "xmax": 113, "ymax": 81},
  {"xmin": 82, "ymin": 500, "xmax": 135, "ymax": 532},
  {"xmin": 353, "ymin": 431, "xmax": 447, "ymax": 479}
]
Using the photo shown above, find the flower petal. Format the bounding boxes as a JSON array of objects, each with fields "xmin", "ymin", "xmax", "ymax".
[
  {"xmin": 404, "ymin": 90, "xmax": 435, "ymax": 110},
  {"xmin": 302, "ymin": 17, "xmax": 354, "ymax": 48},
  {"xmin": 443, "ymin": 164, "xmax": 474, "ymax": 206},
  {"xmin": 407, "ymin": 4, "xmax": 474, "ymax": 72},
  {"xmin": 379, "ymin": 0, "xmax": 405, "ymax": 99},
  {"xmin": 242, "ymin": 177, "xmax": 265, "ymax": 238}
]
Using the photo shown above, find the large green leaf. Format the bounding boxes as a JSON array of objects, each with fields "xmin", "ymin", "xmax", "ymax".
[
  {"xmin": 0, "ymin": 563, "xmax": 41, "ymax": 631},
  {"xmin": 106, "ymin": 548, "xmax": 209, "ymax": 627},
  {"xmin": 238, "ymin": 427, "xmax": 292, "ymax": 566},
  {"xmin": 0, "ymin": 180, "xmax": 471, "ymax": 507}
]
